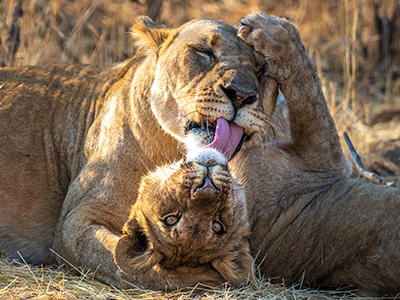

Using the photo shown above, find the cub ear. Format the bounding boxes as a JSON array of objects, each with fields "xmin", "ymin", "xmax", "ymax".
[
  {"xmin": 115, "ymin": 218, "xmax": 163, "ymax": 275},
  {"xmin": 115, "ymin": 235, "xmax": 162, "ymax": 274},
  {"xmin": 211, "ymin": 238, "xmax": 254, "ymax": 286},
  {"xmin": 131, "ymin": 16, "xmax": 179, "ymax": 55}
]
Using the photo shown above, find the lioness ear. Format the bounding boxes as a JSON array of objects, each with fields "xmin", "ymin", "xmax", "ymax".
[{"xmin": 131, "ymin": 16, "xmax": 179, "ymax": 55}]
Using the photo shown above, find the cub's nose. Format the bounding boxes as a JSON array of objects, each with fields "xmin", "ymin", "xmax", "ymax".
[
  {"xmin": 196, "ymin": 173, "xmax": 220, "ymax": 194},
  {"xmin": 221, "ymin": 84, "xmax": 256, "ymax": 110}
]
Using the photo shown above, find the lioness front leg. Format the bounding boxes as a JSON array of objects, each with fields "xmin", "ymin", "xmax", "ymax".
[{"xmin": 238, "ymin": 12, "xmax": 351, "ymax": 174}]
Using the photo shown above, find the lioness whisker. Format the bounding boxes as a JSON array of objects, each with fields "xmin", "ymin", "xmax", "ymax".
[
  {"xmin": 181, "ymin": 110, "xmax": 199, "ymax": 118},
  {"xmin": 258, "ymin": 134, "xmax": 265, "ymax": 147},
  {"xmin": 231, "ymin": 149, "xmax": 253, "ymax": 179},
  {"xmin": 260, "ymin": 111, "xmax": 273, "ymax": 119},
  {"xmin": 138, "ymin": 157, "xmax": 152, "ymax": 173},
  {"xmin": 263, "ymin": 119, "xmax": 281, "ymax": 140},
  {"xmin": 260, "ymin": 127, "xmax": 274, "ymax": 144},
  {"xmin": 175, "ymin": 91, "xmax": 203, "ymax": 96}
]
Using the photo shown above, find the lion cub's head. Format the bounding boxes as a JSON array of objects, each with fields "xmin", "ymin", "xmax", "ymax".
[
  {"xmin": 132, "ymin": 16, "xmax": 279, "ymax": 160},
  {"xmin": 115, "ymin": 149, "xmax": 252, "ymax": 289}
]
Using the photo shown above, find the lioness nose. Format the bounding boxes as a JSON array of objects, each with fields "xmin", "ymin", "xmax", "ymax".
[{"xmin": 221, "ymin": 84, "xmax": 256, "ymax": 110}]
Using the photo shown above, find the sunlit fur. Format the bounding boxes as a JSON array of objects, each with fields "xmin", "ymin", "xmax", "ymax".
[
  {"xmin": 115, "ymin": 149, "xmax": 252, "ymax": 290},
  {"xmin": 147, "ymin": 16, "xmax": 279, "ymax": 149},
  {"xmin": 0, "ymin": 15, "xmax": 276, "ymax": 290}
]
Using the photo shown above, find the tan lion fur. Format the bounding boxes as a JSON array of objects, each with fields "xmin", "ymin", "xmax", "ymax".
[
  {"xmin": 136, "ymin": 12, "xmax": 400, "ymax": 297},
  {"xmin": 233, "ymin": 12, "xmax": 400, "ymax": 297},
  {"xmin": 0, "ymin": 16, "xmax": 278, "ymax": 290},
  {"xmin": 3, "ymin": 10, "xmax": 398, "ymax": 296},
  {"xmin": 115, "ymin": 148, "xmax": 252, "ymax": 289}
]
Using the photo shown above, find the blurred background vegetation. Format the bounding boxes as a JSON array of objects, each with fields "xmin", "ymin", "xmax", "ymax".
[{"xmin": 1, "ymin": 0, "xmax": 400, "ymax": 178}]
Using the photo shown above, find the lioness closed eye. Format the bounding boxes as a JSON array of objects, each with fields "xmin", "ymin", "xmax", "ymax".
[{"xmin": 115, "ymin": 148, "xmax": 252, "ymax": 290}]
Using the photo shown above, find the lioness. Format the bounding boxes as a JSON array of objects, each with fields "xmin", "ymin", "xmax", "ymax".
[{"xmin": 0, "ymin": 16, "xmax": 277, "ymax": 289}]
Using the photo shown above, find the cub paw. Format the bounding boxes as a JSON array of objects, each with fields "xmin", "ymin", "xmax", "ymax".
[{"xmin": 238, "ymin": 12, "xmax": 303, "ymax": 83}]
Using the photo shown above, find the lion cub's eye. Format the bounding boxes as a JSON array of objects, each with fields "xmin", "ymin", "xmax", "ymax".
[
  {"xmin": 212, "ymin": 221, "xmax": 225, "ymax": 235},
  {"xmin": 163, "ymin": 215, "xmax": 180, "ymax": 226}
]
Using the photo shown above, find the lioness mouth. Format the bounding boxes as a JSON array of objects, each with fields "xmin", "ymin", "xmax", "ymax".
[{"xmin": 186, "ymin": 118, "xmax": 247, "ymax": 160}]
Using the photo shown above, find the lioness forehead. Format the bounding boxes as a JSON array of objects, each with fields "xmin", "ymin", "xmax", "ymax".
[
  {"xmin": 181, "ymin": 18, "xmax": 237, "ymax": 34},
  {"xmin": 177, "ymin": 18, "xmax": 249, "ymax": 51}
]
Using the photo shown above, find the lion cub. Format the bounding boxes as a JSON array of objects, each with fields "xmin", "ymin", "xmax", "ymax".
[{"xmin": 114, "ymin": 148, "xmax": 253, "ymax": 290}]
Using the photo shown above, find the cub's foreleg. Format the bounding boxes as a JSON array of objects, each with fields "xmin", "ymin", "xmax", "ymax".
[{"xmin": 238, "ymin": 12, "xmax": 351, "ymax": 175}]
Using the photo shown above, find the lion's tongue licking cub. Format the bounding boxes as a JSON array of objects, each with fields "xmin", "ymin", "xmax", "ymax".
[{"xmin": 204, "ymin": 118, "xmax": 244, "ymax": 160}]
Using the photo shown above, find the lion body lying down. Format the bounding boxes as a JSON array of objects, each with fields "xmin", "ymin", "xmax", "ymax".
[
  {"xmin": 0, "ymin": 16, "xmax": 274, "ymax": 290},
  {"xmin": 233, "ymin": 148, "xmax": 400, "ymax": 296},
  {"xmin": 234, "ymin": 12, "xmax": 400, "ymax": 296}
]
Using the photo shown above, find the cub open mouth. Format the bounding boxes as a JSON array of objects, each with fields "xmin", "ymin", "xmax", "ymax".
[{"xmin": 186, "ymin": 118, "xmax": 247, "ymax": 160}]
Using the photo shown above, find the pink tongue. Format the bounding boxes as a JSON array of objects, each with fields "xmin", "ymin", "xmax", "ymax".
[{"xmin": 204, "ymin": 118, "xmax": 244, "ymax": 159}]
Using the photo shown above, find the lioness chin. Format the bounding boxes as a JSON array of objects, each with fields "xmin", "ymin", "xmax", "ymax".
[{"xmin": 0, "ymin": 15, "xmax": 277, "ymax": 290}]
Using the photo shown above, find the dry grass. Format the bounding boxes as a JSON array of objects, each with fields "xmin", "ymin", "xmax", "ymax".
[
  {"xmin": 0, "ymin": 0, "xmax": 399, "ymax": 298},
  {"xmin": 0, "ymin": 258, "xmax": 361, "ymax": 300}
]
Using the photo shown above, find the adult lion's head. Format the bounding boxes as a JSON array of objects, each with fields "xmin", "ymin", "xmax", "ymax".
[{"xmin": 132, "ymin": 16, "xmax": 279, "ymax": 160}]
